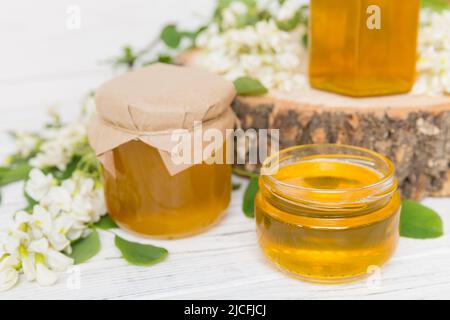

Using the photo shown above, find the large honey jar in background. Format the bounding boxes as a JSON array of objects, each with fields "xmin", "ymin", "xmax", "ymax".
[
  {"xmin": 89, "ymin": 64, "xmax": 236, "ymax": 238},
  {"xmin": 309, "ymin": 0, "xmax": 421, "ymax": 97}
]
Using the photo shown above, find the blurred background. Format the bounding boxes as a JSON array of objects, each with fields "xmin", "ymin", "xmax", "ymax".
[{"xmin": 0, "ymin": 0, "xmax": 216, "ymax": 138}]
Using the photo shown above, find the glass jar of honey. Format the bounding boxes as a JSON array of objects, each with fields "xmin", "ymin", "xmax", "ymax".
[
  {"xmin": 102, "ymin": 141, "xmax": 231, "ymax": 238},
  {"xmin": 89, "ymin": 63, "xmax": 236, "ymax": 238},
  {"xmin": 309, "ymin": 0, "xmax": 420, "ymax": 97},
  {"xmin": 255, "ymin": 144, "xmax": 400, "ymax": 282}
]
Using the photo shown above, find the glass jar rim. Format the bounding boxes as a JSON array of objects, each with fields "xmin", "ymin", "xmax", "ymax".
[{"xmin": 260, "ymin": 144, "xmax": 397, "ymax": 205}]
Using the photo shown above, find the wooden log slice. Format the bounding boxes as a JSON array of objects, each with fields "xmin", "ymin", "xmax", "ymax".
[{"xmin": 178, "ymin": 51, "xmax": 450, "ymax": 200}]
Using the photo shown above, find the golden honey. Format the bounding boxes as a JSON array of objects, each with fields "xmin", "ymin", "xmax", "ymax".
[
  {"xmin": 309, "ymin": 0, "xmax": 420, "ymax": 97},
  {"xmin": 255, "ymin": 145, "xmax": 400, "ymax": 282},
  {"xmin": 103, "ymin": 140, "xmax": 231, "ymax": 238}
]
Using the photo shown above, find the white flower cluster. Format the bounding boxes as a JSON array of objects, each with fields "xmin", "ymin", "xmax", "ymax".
[
  {"xmin": 197, "ymin": 19, "xmax": 307, "ymax": 92},
  {"xmin": 413, "ymin": 9, "xmax": 450, "ymax": 96},
  {"xmin": 11, "ymin": 132, "xmax": 40, "ymax": 159},
  {"xmin": 29, "ymin": 121, "xmax": 87, "ymax": 171},
  {"xmin": 220, "ymin": 0, "xmax": 305, "ymax": 29},
  {"xmin": 0, "ymin": 168, "xmax": 106, "ymax": 291},
  {"xmin": 221, "ymin": 1, "xmax": 249, "ymax": 29},
  {"xmin": 196, "ymin": 0, "xmax": 308, "ymax": 92},
  {"xmin": 257, "ymin": 0, "xmax": 304, "ymax": 22}
]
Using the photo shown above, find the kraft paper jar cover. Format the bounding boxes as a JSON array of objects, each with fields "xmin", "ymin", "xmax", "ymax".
[{"xmin": 88, "ymin": 63, "xmax": 237, "ymax": 176}]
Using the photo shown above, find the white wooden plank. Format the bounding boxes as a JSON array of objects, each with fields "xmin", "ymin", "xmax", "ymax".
[{"xmin": 1, "ymin": 174, "xmax": 450, "ymax": 299}]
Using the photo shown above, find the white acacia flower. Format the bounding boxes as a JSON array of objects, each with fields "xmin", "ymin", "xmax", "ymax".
[
  {"xmin": 90, "ymin": 189, "xmax": 107, "ymax": 223},
  {"xmin": 19, "ymin": 245, "xmax": 36, "ymax": 281},
  {"xmin": 277, "ymin": 0, "xmax": 304, "ymax": 22},
  {"xmin": 413, "ymin": 9, "xmax": 450, "ymax": 96},
  {"xmin": 25, "ymin": 169, "xmax": 55, "ymax": 201},
  {"xmin": 222, "ymin": 1, "xmax": 248, "ymax": 29},
  {"xmin": 0, "ymin": 267, "xmax": 19, "ymax": 292},
  {"xmin": 13, "ymin": 211, "xmax": 31, "ymax": 232},
  {"xmin": 28, "ymin": 238, "xmax": 49, "ymax": 254},
  {"xmin": 13, "ymin": 131, "xmax": 40, "ymax": 158},
  {"xmin": 30, "ymin": 141, "xmax": 71, "ymax": 171},
  {"xmin": 47, "ymin": 232, "xmax": 70, "ymax": 252},
  {"xmin": 26, "ymin": 238, "xmax": 72, "ymax": 273},
  {"xmin": 41, "ymin": 186, "xmax": 72, "ymax": 216},
  {"xmin": 2, "ymin": 230, "xmax": 28, "ymax": 255},
  {"xmin": 35, "ymin": 253, "xmax": 58, "ymax": 286},
  {"xmin": 43, "ymin": 217, "xmax": 71, "ymax": 251},
  {"xmin": 27, "ymin": 238, "xmax": 73, "ymax": 273},
  {"xmin": 14, "ymin": 211, "xmax": 31, "ymax": 226},
  {"xmin": 71, "ymin": 195, "xmax": 94, "ymax": 223},
  {"xmin": 256, "ymin": 0, "xmax": 280, "ymax": 16},
  {"xmin": 60, "ymin": 122, "xmax": 87, "ymax": 143},
  {"xmin": 53, "ymin": 215, "xmax": 75, "ymax": 236},
  {"xmin": 30, "ymin": 205, "xmax": 52, "ymax": 234},
  {"xmin": 61, "ymin": 179, "xmax": 76, "ymax": 195},
  {"xmin": 65, "ymin": 221, "xmax": 86, "ymax": 242},
  {"xmin": 78, "ymin": 177, "xmax": 94, "ymax": 195},
  {"xmin": 0, "ymin": 255, "xmax": 20, "ymax": 270},
  {"xmin": 0, "ymin": 254, "xmax": 20, "ymax": 291},
  {"xmin": 46, "ymin": 249, "xmax": 73, "ymax": 272}
]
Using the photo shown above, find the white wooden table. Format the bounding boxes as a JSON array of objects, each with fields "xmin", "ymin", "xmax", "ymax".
[{"xmin": 1, "ymin": 0, "xmax": 450, "ymax": 300}]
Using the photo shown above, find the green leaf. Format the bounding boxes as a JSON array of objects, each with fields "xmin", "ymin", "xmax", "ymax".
[
  {"xmin": 94, "ymin": 214, "xmax": 118, "ymax": 230},
  {"xmin": 157, "ymin": 55, "xmax": 173, "ymax": 64},
  {"xmin": 115, "ymin": 46, "xmax": 137, "ymax": 68},
  {"xmin": 23, "ymin": 191, "xmax": 38, "ymax": 213},
  {"xmin": 232, "ymin": 182, "xmax": 242, "ymax": 191},
  {"xmin": 242, "ymin": 176, "xmax": 259, "ymax": 218},
  {"xmin": 421, "ymin": 0, "xmax": 450, "ymax": 11},
  {"xmin": 301, "ymin": 33, "xmax": 308, "ymax": 48},
  {"xmin": 277, "ymin": 11, "xmax": 301, "ymax": 31},
  {"xmin": 233, "ymin": 77, "xmax": 268, "ymax": 96},
  {"xmin": 0, "ymin": 162, "xmax": 31, "ymax": 187},
  {"xmin": 59, "ymin": 155, "xmax": 81, "ymax": 180},
  {"xmin": 160, "ymin": 25, "xmax": 182, "ymax": 49},
  {"xmin": 115, "ymin": 235, "xmax": 168, "ymax": 266},
  {"xmin": 68, "ymin": 229, "xmax": 101, "ymax": 264},
  {"xmin": 181, "ymin": 26, "xmax": 207, "ymax": 41},
  {"xmin": 400, "ymin": 200, "xmax": 444, "ymax": 239}
]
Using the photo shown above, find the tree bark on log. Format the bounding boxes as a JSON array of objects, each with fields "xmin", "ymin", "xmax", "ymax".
[
  {"xmin": 178, "ymin": 50, "xmax": 450, "ymax": 200},
  {"xmin": 232, "ymin": 93, "xmax": 450, "ymax": 200}
]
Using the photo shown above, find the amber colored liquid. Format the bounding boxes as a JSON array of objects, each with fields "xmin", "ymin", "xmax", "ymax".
[
  {"xmin": 309, "ymin": 0, "xmax": 420, "ymax": 97},
  {"xmin": 103, "ymin": 141, "xmax": 231, "ymax": 238},
  {"xmin": 255, "ymin": 159, "xmax": 400, "ymax": 282}
]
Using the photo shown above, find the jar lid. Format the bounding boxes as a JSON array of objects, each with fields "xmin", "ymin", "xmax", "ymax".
[{"xmin": 89, "ymin": 63, "xmax": 236, "ymax": 176}]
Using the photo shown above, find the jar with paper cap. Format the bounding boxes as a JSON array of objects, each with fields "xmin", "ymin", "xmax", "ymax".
[
  {"xmin": 89, "ymin": 63, "xmax": 237, "ymax": 238},
  {"xmin": 309, "ymin": 0, "xmax": 420, "ymax": 97}
]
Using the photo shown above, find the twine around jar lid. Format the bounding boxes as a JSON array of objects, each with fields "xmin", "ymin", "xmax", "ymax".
[{"xmin": 88, "ymin": 63, "xmax": 237, "ymax": 176}]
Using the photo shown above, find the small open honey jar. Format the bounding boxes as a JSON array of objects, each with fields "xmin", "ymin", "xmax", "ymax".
[{"xmin": 255, "ymin": 144, "xmax": 400, "ymax": 282}]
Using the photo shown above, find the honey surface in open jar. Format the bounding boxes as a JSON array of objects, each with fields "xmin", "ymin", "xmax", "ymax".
[
  {"xmin": 104, "ymin": 140, "xmax": 231, "ymax": 238},
  {"xmin": 309, "ymin": 0, "xmax": 420, "ymax": 97}
]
